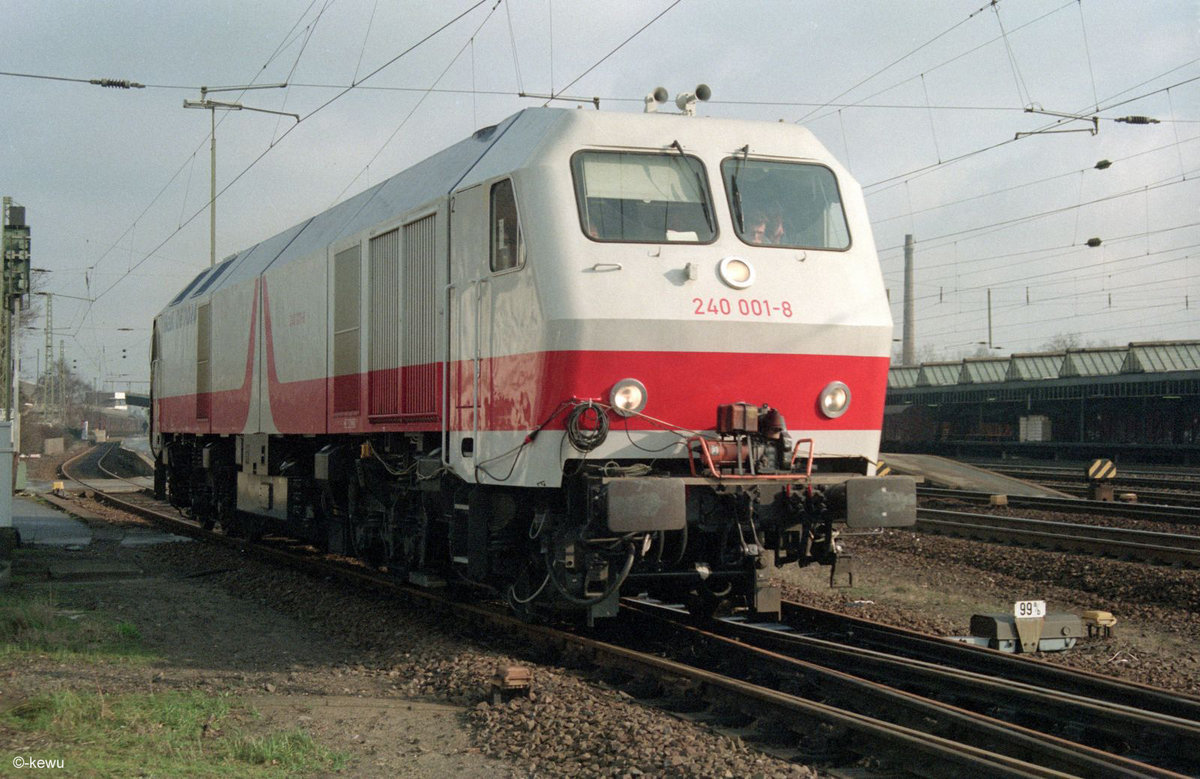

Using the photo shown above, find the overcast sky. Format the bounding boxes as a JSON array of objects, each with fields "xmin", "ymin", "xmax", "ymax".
[{"xmin": 1, "ymin": 0, "xmax": 1197, "ymax": 389}]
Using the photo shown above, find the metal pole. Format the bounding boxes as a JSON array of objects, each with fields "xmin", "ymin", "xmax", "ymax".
[
  {"xmin": 210, "ymin": 107, "xmax": 216, "ymax": 268},
  {"xmin": 57, "ymin": 339, "xmax": 64, "ymax": 425},
  {"xmin": 183, "ymin": 85, "xmax": 294, "ymax": 270},
  {"xmin": 0, "ymin": 197, "xmax": 13, "ymax": 586},
  {"xmin": 902, "ymin": 234, "xmax": 915, "ymax": 365},
  {"xmin": 0, "ymin": 196, "xmax": 9, "ymax": 421},
  {"xmin": 43, "ymin": 294, "xmax": 53, "ymax": 416},
  {"xmin": 0, "ymin": 420, "xmax": 13, "ymax": 588},
  {"xmin": 11, "ymin": 295, "xmax": 20, "ymax": 461},
  {"xmin": 987, "ymin": 288, "xmax": 993, "ymax": 349}
]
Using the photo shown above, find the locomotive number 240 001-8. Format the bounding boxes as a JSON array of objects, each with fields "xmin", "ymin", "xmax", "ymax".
[{"xmin": 692, "ymin": 297, "xmax": 793, "ymax": 318}]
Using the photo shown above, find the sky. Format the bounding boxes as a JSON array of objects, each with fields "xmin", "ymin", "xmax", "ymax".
[{"xmin": 1, "ymin": 0, "xmax": 1197, "ymax": 391}]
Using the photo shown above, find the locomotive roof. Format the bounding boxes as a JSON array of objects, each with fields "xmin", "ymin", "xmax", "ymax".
[
  {"xmin": 162, "ymin": 108, "xmax": 548, "ymax": 311},
  {"xmin": 159, "ymin": 107, "xmax": 835, "ymax": 314}
]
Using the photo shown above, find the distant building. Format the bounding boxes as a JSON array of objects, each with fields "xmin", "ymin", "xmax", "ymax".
[{"xmin": 885, "ymin": 341, "xmax": 1200, "ymax": 464}]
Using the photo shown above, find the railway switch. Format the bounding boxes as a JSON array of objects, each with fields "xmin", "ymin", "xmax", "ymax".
[{"xmin": 967, "ymin": 612, "xmax": 1083, "ymax": 653}]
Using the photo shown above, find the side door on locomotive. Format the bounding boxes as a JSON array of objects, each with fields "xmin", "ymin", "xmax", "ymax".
[{"xmin": 449, "ymin": 174, "xmax": 532, "ymax": 480}]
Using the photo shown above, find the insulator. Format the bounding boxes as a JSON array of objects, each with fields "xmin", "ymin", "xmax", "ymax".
[{"xmin": 90, "ymin": 78, "xmax": 145, "ymax": 89}]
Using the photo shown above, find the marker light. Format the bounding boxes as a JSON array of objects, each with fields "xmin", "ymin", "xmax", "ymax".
[
  {"xmin": 610, "ymin": 378, "xmax": 648, "ymax": 416},
  {"xmin": 718, "ymin": 256, "xmax": 755, "ymax": 289},
  {"xmin": 819, "ymin": 381, "xmax": 851, "ymax": 419}
]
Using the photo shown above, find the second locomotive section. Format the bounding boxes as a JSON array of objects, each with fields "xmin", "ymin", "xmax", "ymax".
[{"xmin": 152, "ymin": 106, "xmax": 915, "ymax": 622}]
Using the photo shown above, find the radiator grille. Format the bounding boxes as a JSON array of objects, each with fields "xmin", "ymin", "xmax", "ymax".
[
  {"xmin": 368, "ymin": 229, "xmax": 401, "ymax": 417},
  {"xmin": 402, "ymin": 215, "xmax": 438, "ymax": 417}
]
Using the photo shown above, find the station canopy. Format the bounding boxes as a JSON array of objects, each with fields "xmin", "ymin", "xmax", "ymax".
[{"xmin": 891, "ymin": 340, "xmax": 1200, "ymax": 388}]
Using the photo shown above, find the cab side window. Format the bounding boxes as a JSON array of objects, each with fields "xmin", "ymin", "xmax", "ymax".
[{"xmin": 490, "ymin": 179, "xmax": 525, "ymax": 272}]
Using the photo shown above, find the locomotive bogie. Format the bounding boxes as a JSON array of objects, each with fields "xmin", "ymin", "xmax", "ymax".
[{"xmin": 151, "ymin": 106, "xmax": 915, "ymax": 621}]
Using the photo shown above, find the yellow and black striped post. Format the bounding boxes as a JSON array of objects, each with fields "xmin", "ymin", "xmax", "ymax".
[
  {"xmin": 1087, "ymin": 458, "xmax": 1116, "ymax": 501},
  {"xmin": 1087, "ymin": 459, "xmax": 1116, "ymax": 480}
]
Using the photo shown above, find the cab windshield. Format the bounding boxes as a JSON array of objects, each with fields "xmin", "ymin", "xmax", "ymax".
[
  {"xmin": 572, "ymin": 151, "xmax": 716, "ymax": 243},
  {"xmin": 722, "ymin": 159, "xmax": 850, "ymax": 250}
]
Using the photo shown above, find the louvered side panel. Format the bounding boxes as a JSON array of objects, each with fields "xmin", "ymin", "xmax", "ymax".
[
  {"xmin": 403, "ymin": 215, "xmax": 438, "ymax": 418},
  {"xmin": 369, "ymin": 229, "xmax": 401, "ymax": 418}
]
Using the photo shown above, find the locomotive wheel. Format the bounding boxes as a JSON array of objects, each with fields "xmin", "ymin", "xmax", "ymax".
[
  {"xmin": 198, "ymin": 473, "xmax": 221, "ymax": 531},
  {"xmin": 220, "ymin": 508, "xmax": 264, "ymax": 541},
  {"xmin": 347, "ymin": 479, "xmax": 385, "ymax": 567},
  {"xmin": 317, "ymin": 488, "xmax": 350, "ymax": 554},
  {"xmin": 214, "ymin": 488, "xmax": 237, "ymax": 536},
  {"xmin": 308, "ymin": 493, "xmax": 331, "ymax": 552},
  {"xmin": 153, "ymin": 460, "xmax": 167, "ymax": 501},
  {"xmin": 219, "ymin": 510, "xmax": 243, "ymax": 538},
  {"xmin": 352, "ymin": 525, "xmax": 386, "ymax": 568},
  {"xmin": 684, "ymin": 590, "xmax": 720, "ymax": 621},
  {"xmin": 240, "ymin": 512, "xmax": 265, "ymax": 541},
  {"xmin": 684, "ymin": 578, "xmax": 734, "ymax": 622}
]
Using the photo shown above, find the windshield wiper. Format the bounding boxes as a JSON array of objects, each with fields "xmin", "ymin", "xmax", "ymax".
[
  {"xmin": 730, "ymin": 145, "xmax": 749, "ymax": 232},
  {"xmin": 670, "ymin": 140, "xmax": 713, "ymax": 235}
]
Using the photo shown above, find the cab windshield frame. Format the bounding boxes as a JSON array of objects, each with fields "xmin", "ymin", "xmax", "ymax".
[
  {"xmin": 721, "ymin": 157, "xmax": 852, "ymax": 251},
  {"xmin": 571, "ymin": 150, "xmax": 718, "ymax": 245}
]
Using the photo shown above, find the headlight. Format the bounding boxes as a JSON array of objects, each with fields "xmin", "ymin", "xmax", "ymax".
[
  {"xmin": 610, "ymin": 378, "xmax": 647, "ymax": 416},
  {"xmin": 819, "ymin": 381, "xmax": 851, "ymax": 419},
  {"xmin": 718, "ymin": 256, "xmax": 755, "ymax": 289}
]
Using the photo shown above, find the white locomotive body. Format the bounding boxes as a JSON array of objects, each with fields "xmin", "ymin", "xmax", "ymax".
[{"xmin": 152, "ymin": 106, "xmax": 915, "ymax": 620}]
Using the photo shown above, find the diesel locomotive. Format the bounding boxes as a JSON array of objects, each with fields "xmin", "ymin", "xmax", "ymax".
[{"xmin": 151, "ymin": 95, "xmax": 916, "ymax": 622}]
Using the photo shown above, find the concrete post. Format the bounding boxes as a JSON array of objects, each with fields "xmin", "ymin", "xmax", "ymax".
[{"xmin": 0, "ymin": 421, "xmax": 16, "ymax": 588}]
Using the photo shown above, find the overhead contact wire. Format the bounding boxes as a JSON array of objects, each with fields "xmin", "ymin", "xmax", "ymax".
[
  {"xmin": 87, "ymin": 0, "xmax": 491, "ymax": 310},
  {"xmin": 543, "ymin": 0, "xmax": 685, "ymax": 105}
]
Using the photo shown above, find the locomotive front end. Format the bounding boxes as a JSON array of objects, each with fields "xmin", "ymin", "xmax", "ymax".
[{"xmin": 491, "ymin": 110, "xmax": 916, "ymax": 621}]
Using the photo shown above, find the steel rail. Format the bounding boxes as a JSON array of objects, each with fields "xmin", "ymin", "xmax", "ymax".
[
  {"xmin": 623, "ymin": 598, "xmax": 1195, "ymax": 777},
  {"xmin": 60, "ymin": 440, "xmax": 155, "ymax": 493},
  {"xmin": 1037, "ymin": 484, "xmax": 1200, "ymax": 508},
  {"xmin": 729, "ymin": 608, "xmax": 1200, "ymax": 771},
  {"xmin": 916, "ymin": 507, "xmax": 1200, "ymax": 566},
  {"xmin": 919, "ymin": 486, "xmax": 1200, "ymax": 523},
  {"xmin": 57, "ymin": 450, "xmax": 1132, "ymax": 777},
  {"xmin": 96, "ymin": 442, "xmax": 156, "ymax": 491},
  {"xmin": 777, "ymin": 600, "xmax": 1200, "ymax": 724},
  {"xmin": 971, "ymin": 464, "xmax": 1200, "ymax": 489}
]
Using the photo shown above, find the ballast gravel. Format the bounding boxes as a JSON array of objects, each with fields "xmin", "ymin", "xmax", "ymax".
[
  {"xmin": 17, "ymin": 489, "xmax": 1200, "ymax": 778},
  {"xmin": 134, "ymin": 526, "xmax": 817, "ymax": 778}
]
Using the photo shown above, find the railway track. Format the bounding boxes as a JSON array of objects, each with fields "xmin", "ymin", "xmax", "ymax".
[
  {"xmin": 618, "ymin": 597, "xmax": 1200, "ymax": 777},
  {"xmin": 1019, "ymin": 483, "xmax": 1200, "ymax": 508},
  {"xmin": 920, "ymin": 486, "xmax": 1200, "ymax": 524},
  {"xmin": 60, "ymin": 446, "xmax": 1200, "ymax": 777},
  {"xmin": 63, "ymin": 440, "xmax": 155, "ymax": 491},
  {"xmin": 915, "ymin": 507, "xmax": 1200, "ymax": 567},
  {"xmin": 965, "ymin": 462, "xmax": 1200, "ymax": 503}
]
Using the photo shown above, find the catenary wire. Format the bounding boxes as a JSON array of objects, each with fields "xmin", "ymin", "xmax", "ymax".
[
  {"xmin": 542, "ymin": 0, "xmax": 685, "ymax": 105},
  {"xmin": 82, "ymin": 1, "xmax": 491, "ymax": 314}
]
